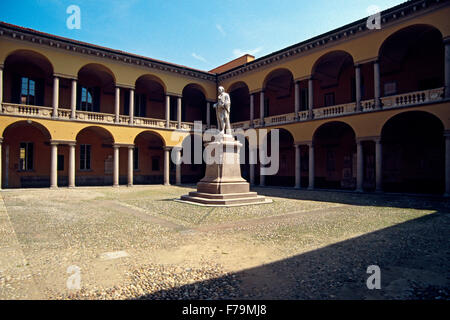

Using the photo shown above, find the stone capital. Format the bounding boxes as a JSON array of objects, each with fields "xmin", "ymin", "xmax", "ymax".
[{"xmin": 50, "ymin": 139, "xmax": 76, "ymax": 145}]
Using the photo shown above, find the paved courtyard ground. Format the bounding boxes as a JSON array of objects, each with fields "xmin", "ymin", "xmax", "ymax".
[{"xmin": 0, "ymin": 185, "xmax": 449, "ymax": 300}]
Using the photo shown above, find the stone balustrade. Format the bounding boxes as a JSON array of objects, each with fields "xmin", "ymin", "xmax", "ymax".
[
  {"xmin": 1, "ymin": 87, "xmax": 446, "ymax": 132},
  {"xmin": 381, "ymin": 87, "xmax": 444, "ymax": 109}
]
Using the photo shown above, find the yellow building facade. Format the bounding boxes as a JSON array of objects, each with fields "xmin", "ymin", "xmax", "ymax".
[{"xmin": 0, "ymin": 0, "xmax": 449, "ymax": 195}]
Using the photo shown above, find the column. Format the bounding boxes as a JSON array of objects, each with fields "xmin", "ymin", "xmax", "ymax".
[
  {"xmin": 444, "ymin": 131, "xmax": 450, "ymax": 197},
  {"xmin": 355, "ymin": 65, "xmax": 362, "ymax": 111},
  {"xmin": 375, "ymin": 137, "xmax": 383, "ymax": 192},
  {"xmin": 294, "ymin": 81, "xmax": 300, "ymax": 119},
  {"xmin": 308, "ymin": 142, "xmax": 314, "ymax": 190},
  {"xmin": 127, "ymin": 146, "xmax": 133, "ymax": 187},
  {"xmin": 249, "ymin": 146, "xmax": 256, "ymax": 185},
  {"xmin": 295, "ymin": 144, "xmax": 301, "ymax": 189},
  {"xmin": 250, "ymin": 94, "xmax": 254, "ymax": 127},
  {"xmin": 445, "ymin": 40, "xmax": 450, "ymax": 99},
  {"xmin": 308, "ymin": 78, "xmax": 314, "ymax": 119},
  {"xmin": 0, "ymin": 138, "xmax": 2, "ymax": 190},
  {"xmin": 164, "ymin": 147, "xmax": 171, "ymax": 186},
  {"xmin": 374, "ymin": 61, "xmax": 381, "ymax": 109},
  {"xmin": 113, "ymin": 145, "xmax": 119, "ymax": 187},
  {"xmin": 260, "ymin": 91, "xmax": 265, "ymax": 125},
  {"xmin": 68, "ymin": 143, "xmax": 75, "ymax": 188},
  {"xmin": 165, "ymin": 95, "xmax": 170, "ymax": 128},
  {"xmin": 259, "ymin": 166, "xmax": 265, "ymax": 187},
  {"xmin": 177, "ymin": 97, "xmax": 182, "ymax": 129},
  {"xmin": 356, "ymin": 140, "xmax": 363, "ymax": 192},
  {"xmin": 70, "ymin": 79, "xmax": 77, "ymax": 119},
  {"xmin": 0, "ymin": 65, "xmax": 3, "ymax": 104},
  {"xmin": 129, "ymin": 88, "xmax": 134, "ymax": 125},
  {"xmin": 115, "ymin": 87, "xmax": 120, "ymax": 123},
  {"xmin": 52, "ymin": 76, "xmax": 59, "ymax": 118},
  {"xmin": 206, "ymin": 101, "xmax": 211, "ymax": 128},
  {"xmin": 175, "ymin": 147, "xmax": 181, "ymax": 185},
  {"xmin": 50, "ymin": 142, "xmax": 58, "ymax": 189}
]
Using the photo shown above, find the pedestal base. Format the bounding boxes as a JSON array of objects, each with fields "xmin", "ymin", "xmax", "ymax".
[{"xmin": 178, "ymin": 134, "xmax": 271, "ymax": 207}]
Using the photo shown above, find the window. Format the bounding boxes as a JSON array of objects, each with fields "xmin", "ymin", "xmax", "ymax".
[
  {"xmin": 19, "ymin": 142, "xmax": 33, "ymax": 171},
  {"xmin": 300, "ymin": 88, "xmax": 308, "ymax": 111},
  {"xmin": 57, "ymin": 155, "xmax": 64, "ymax": 171},
  {"xmin": 135, "ymin": 94, "xmax": 147, "ymax": 117},
  {"xmin": 133, "ymin": 148, "xmax": 139, "ymax": 170},
  {"xmin": 152, "ymin": 157, "xmax": 160, "ymax": 171},
  {"xmin": 20, "ymin": 77, "xmax": 36, "ymax": 105},
  {"xmin": 324, "ymin": 93, "xmax": 335, "ymax": 107},
  {"xmin": 384, "ymin": 82, "xmax": 397, "ymax": 96},
  {"xmin": 80, "ymin": 144, "xmax": 91, "ymax": 170},
  {"xmin": 80, "ymin": 87, "xmax": 94, "ymax": 111}
]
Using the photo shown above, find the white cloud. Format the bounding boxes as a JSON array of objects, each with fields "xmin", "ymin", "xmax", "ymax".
[
  {"xmin": 232, "ymin": 47, "xmax": 262, "ymax": 58},
  {"xmin": 192, "ymin": 53, "xmax": 208, "ymax": 63},
  {"xmin": 216, "ymin": 24, "xmax": 226, "ymax": 36}
]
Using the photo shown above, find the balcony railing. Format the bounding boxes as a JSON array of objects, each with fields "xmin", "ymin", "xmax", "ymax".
[{"xmin": 1, "ymin": 87, "xmax": 445, "ymax": 132}]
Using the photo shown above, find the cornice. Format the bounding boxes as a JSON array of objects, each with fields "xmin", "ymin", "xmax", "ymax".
[
  {"xmin": 217, "ymin": 0, "xmax": 450, "ymax": 81},
  {"xmin": 0, "ymin": 24, "xmax": 216, "ymax": 82}
]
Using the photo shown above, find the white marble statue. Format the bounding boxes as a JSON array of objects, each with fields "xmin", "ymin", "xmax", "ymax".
[{"xmin": 213, "ymin": 86, "xmax": 232, "ymax": 135}]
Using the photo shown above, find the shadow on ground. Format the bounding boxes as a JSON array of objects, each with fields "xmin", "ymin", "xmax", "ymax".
[
  {"xmin": 135, "ymin": 210, "xmax": 450, "ymax": 300},
  {"xmin": 252, "ymin": 186, "xmax": 450, "ymax": 211}
]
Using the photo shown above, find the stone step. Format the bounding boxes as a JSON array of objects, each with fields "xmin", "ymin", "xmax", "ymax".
[
  {"xmin": 187, "ymin": 191, "xmax": 258, "ymax": 200},
  {"xmin": 179, "ymin": 194, "xmax": 270, "ymax": 206}
]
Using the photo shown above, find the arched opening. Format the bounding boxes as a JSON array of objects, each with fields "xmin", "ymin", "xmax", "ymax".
[
  {"xmin": 181, "ymin": 133, "xmax": 205, "ymax": 183},
  {"xmin": 77, "ymin": 64, "xmax": 116, "ymax": 114},
  {"xmin": 311, "ymin": 51, "xmax": 355, "ymax": 108},
  {"xmin": 75, "ymin": 126, "xmax": 115, "ymax": 186},
  {"xmin": 263, "ymin": 69, "xmax": 295, "ymax": 117},
  {"xmin": 313, "ymin": 121, "xmax": 356, "ymax": 189},
  {"xmin": 379, "ymin": 25, "xmax": 444, "ymax": 96},
  {"xmin": 264, "ymin": 128, "xmax": 295, "ymax": 187},
  {"xmin": 3, "ymin": 50, "xmax": 54, "ymax": 107},
  {"xmin": 2, "ymin": 121, "xmax": 52, "ymax": 188},
  {"xmin": 381, "ymin": 111, "xmax": 444, "ymax": 194},
  {"xmin": 133, "ymin": 131, "xmax": 165, "ymax": 184},
  {"xmin": 229, "ymin": 82, "xmax": 250, "ymax": 123},
  {"xmin": 133, "ymin": 75, "xmax": 166, "ymax": 119},
  {"xmin": 182, "ymin": 84, "xmax": 207, "ymax": 124}
]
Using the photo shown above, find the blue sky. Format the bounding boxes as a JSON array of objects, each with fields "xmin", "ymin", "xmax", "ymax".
[{"xmin": 0, "ymin": 0, "xmax": 405, "ymax": 71}]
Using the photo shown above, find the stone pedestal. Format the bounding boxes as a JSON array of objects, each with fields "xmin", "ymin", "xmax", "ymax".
[{"xmin": 179, "ymin": 134, "xmax": 271, "ymax": 207}]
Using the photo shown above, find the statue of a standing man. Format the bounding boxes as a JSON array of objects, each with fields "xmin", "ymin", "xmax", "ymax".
[{"xmin": 213, "ymin": 86, "xmax": 232, "ymax": 135}]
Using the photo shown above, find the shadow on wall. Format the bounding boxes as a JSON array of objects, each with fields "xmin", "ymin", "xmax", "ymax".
[{"xmin": 133, "ymin": 210, "xmax": 450, "ymax": 300}]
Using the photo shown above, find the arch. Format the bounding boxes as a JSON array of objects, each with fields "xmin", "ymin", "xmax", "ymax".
[
  {"xmin": 4, "ymin": 49, "xmax": 54, "ymax": 76},
  {"xmin": 133, "ymin": 130, "xmax": 166, "ymax": 185},
  {"xmin": 133, "ymin": 130, "xmax": 166, "ymax": 146},
  {"xmin": 180, "ymin": 132, "xmax": 205, "ymax": 184},
  {"xmin": 378, "ymin": 24, "xmax": 444, "ymax": 94},
  {"xmin": 229, "ymin": 81, "xmax": 250, "ymax": 123},
  {"xmin": 134, "ymin": 75, "xmax": 166, "ymax": 119},
  {"xmin": 312, "ymin": 120, "xmax": 356, "ymax": 141},
  {"xmin": 182, "ymin": 84, "xmax": 207, "ymax": 123},
  {"xmin": 182, "ymin": 83, "xmax": 207, "ymax": 98},
  {"xmin": 75, "ymin": 125, "xmax": 115, "ymax": 143},
  {"xmin": 2, "ymin": 120, "xmax": 52, "ymax": 140},
  {"xmin": 262, "ymin": 68, "xmax": 295, "ymax": 118},
  {"xmin": 134, "ymin": 74, "xmax": 167, "ymax": 94},
  {"xmin": 77, "ymin": 63, "xmax": 116, "ymax": 84},
  {"xmin": 311, "ymin": 50, "xmax": 355, "ymax": 76},
  {"xmin": 380, "ymin": 111, "xmax": 445, "ymax": 194},
  {"xmin": 3, "ymin": 49, "xmax": 55, "ymax": 106},
  {"xmin": 262, "ymin": 68, "xmax": 294, "ymax": 89},
  {"xmin": 227, "ymin": 81, "xmax": 250, "ymax": 93},
  {"xmin": 313, "ymin": 121, "xmax": 357, "ymax": 190},
  {"xmin": 2, "ymin": 120, "xmax": 53, "ymax": 188}
]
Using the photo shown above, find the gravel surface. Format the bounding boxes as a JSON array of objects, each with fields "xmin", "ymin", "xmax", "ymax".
[{"xmin": 1, "ymin": 185, "xmax": 449, "ymax": 300}]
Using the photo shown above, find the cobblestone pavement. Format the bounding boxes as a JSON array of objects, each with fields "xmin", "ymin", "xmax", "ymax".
[{"xmin": 0, "ymin": 185, "xmax": 449, "ymax": 300}]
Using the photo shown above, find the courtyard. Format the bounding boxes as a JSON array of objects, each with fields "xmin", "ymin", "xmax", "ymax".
[{"xmin": 0, "ymin": 185, "xmax": 449, "ymax": 300}]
